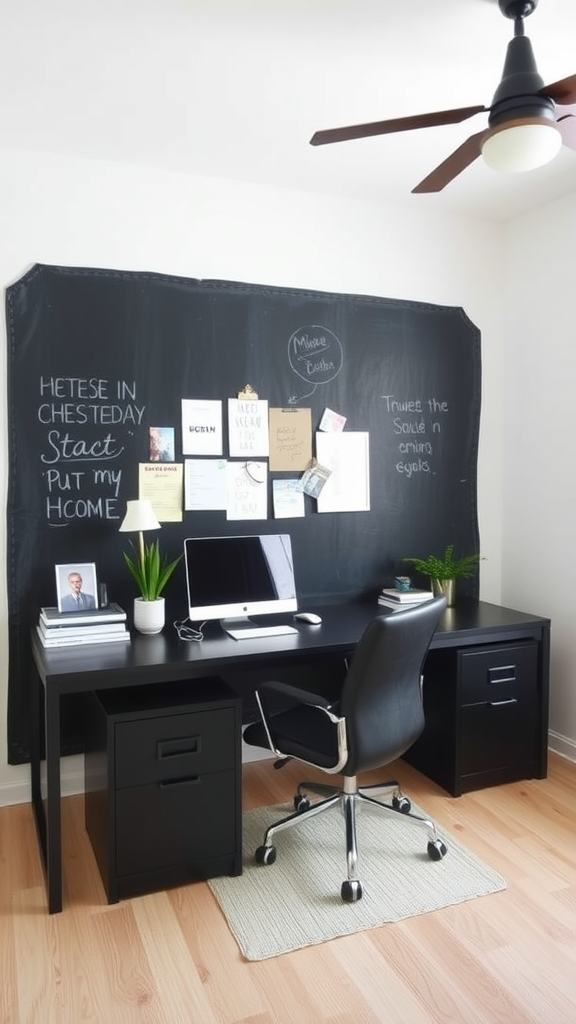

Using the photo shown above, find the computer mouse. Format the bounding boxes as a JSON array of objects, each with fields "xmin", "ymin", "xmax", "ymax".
[{"xmin": 294, "ymin": 611, "xmax": 322, "ymax": 625}]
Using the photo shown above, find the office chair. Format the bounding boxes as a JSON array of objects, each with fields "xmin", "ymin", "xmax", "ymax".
[{"xmin": 243, "ymin": 596, "xmax": 448, "ymax": 902}]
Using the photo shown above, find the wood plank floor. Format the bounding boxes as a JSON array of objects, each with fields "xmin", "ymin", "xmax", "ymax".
[{"xmin": 2, "ymin": 753, "xmax": 576, "ymax": 1024}]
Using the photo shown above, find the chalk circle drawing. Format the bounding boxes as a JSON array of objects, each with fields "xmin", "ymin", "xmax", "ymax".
[{"xmin": 288, "ymin": 325, "xmax": 344, "ymax": 384}]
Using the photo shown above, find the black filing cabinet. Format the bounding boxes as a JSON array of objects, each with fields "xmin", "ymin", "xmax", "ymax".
[
  {"xmin": 405, "ymin": 640, "xmax": 540, "ymax": 796},
  {"xmin": 84, "ymin": 678, "xmax": 242, "ymax": 902}
]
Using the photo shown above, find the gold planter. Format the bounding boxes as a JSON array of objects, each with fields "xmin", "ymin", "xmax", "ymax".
[{"xmin": 431, "ymin": 578, "xmax": 455, "ymax": 606}]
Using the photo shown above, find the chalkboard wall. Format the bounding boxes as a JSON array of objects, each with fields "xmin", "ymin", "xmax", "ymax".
[{"xmin": 6, "ymin": 264, "xmax": 481, "ymax": 764}]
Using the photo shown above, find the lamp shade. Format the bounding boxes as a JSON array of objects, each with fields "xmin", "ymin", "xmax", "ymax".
[
  {"xmin": 119, "ymin": 499, "xmax": 161, "ymax": 533},
  {"xmin": 481, "ymin": 117, "xmax": 562, "ymax": 173}
]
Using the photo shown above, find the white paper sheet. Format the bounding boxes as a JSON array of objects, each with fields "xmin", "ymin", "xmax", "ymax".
[
  {"xmin": 272, "ymin": 479, "xmax": 306, "ymax": 518},
  {"xmin": 315, "ymin": 432, "xmax": 370, "ymax": 513},
  {"xmin": 181, "ymin": 399, "xmax": 223, "ymax": 455},
  {"xmin": 228, "ymin": 398, "xmax": 269, "ymax": 457},
  {"xmin": 226, "ymin": 461, "xmax": 268, "ymax": 520},
  {"xmin": 184, "ymin": 459, "xmax": 227, "ymax": 511}
]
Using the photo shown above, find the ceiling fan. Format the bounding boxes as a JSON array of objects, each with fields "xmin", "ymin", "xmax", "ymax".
[{"xmin": 309, "ymin": 0, "xmax": 576, "ymax": 193}]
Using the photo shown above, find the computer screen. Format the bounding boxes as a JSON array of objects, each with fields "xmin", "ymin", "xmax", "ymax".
[{"xmin": 184, "ymin": 534, "xmax": 298, "ymax": 634}]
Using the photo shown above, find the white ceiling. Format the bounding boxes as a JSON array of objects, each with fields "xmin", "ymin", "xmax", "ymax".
[{"xmin": 2, "ymin": 0, "xmax": 576, "ymax": 222}]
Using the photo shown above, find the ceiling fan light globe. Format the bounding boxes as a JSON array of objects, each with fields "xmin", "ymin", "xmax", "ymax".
[{"xmin": 481, "ymin": 119, "xmax": 562, "ymax": 172}]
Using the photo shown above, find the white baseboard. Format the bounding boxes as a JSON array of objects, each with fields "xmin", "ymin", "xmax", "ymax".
[
  {"xmin": 0, "ymin": 746, "xmax": 274, "ymax": 807},
  {"xmin": 2, "ymin": 733, "xmax": 572, "ymax": 808},
  {"xmin": 0, "ymin": 777, "xmax": 32, "ymax": 807},
  {"xmin": 241, "ymin": 741, "xmax": 275, "ymax": 763},
  {"xmin": 548, "ymin": 730, "xmax": 576, "ymax": 763}
]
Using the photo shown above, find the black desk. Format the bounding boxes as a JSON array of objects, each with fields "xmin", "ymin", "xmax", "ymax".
[{"xmin": 30, "ymin": 598, "xmax": 550, "ymax": 913}]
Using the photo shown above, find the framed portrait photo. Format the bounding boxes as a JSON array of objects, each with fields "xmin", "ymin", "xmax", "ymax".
[{"xmin": 56, "ymin": 562, "xmax": 99, "ymax": 613}]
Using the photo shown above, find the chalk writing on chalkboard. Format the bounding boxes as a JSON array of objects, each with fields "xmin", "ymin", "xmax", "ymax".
[
  {"xmin": 37, "ymin": 375, "xmax": 144, "ymax": 525},
  {"xmin": 382, "ymin": 394, "xmax": 450, "ymax": 478},
  {"xmin": 287, "ymin": 325, "xmax": 343, "ymax": 403}
]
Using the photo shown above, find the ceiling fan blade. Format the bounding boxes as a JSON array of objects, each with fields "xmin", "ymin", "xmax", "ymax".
[
  {"xmin": 543, "ymin": 73, "xmax": 576, "ymax": 106},
  {"xmin": 309, "ymin": 105, "xmax": 487, "ymax": 147},
  {"xmin": 411, "ymin": 131, "xmax": 486, "ymax": 194},
  {"xmin": 557, "ymin": 113, "xmax": 576, "ymax": 150}
]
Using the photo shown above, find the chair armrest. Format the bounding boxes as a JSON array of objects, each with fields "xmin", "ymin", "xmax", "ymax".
[
  {"xmin": 256, "ymin": 679, "xmax": 341, "ymax": 729},
  {"xmin": 253, "ymin": 680, "xmax": 346, "ymax": 772},
  {"xmin": 256, "ymin": 679, "xmax": 336, "ymax": 710}
]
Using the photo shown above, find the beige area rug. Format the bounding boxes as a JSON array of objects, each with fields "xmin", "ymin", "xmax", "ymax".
[{"xmin": 208, "ymin": 800, "xmax": 507, "ymax": 961}]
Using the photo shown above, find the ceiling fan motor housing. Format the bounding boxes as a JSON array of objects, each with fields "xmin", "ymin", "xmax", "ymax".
[
  {"xmin": 489, "ymin": 32, "xmax": 555, "ymax": 128},
  {"xmin": 498, "ymin": 1, "xmax": 538, "ymax": 19}
]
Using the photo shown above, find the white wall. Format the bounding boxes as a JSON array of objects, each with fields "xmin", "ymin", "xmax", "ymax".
[
  {"xmin": 1, "ymin": 146, "xmax": 505, "ymax": 804},
  {"xmin": 502, "ymin": 194, "xmax": 576, "ymax": 762}
]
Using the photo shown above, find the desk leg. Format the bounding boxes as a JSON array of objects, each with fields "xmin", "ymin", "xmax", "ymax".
[
  {"xmin": 30, "ymin": 667, "xmax": 47, "ymax": 871},
  {"xmin": 30, "ymin": 664, "xmax": 63, "ymax": 914},
  {"xmin": 45, "ymin": 688, "xmax": 63, "ymax": 913}
]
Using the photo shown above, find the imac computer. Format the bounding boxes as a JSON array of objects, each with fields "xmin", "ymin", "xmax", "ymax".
[{"xmin": 184, "ymin": 534, "xmax": 299, "ymax": 639}]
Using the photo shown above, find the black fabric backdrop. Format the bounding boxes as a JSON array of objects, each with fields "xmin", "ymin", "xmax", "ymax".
[{"xmin": 5, "ymin": 264, "xmax": 481, "ymax": 763}]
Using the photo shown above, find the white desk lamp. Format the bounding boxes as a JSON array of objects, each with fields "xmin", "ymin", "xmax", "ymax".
[{"xmin": 119, "ymin": 499, "xmax": 161, "ymax": 568}]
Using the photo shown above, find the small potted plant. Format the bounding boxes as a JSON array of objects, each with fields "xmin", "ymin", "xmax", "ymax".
[
  {"xmin": 403, "ymin": 544, "xmax": 483, "ymax": 606},
  {"xmin": 123, "ymin": 537, "xmax": 182, "ymax": 634}
]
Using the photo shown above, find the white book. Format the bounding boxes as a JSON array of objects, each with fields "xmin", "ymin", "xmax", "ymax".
[
  {"xmin": 40, "ymin": 602, "xmax": 126, "ymax": 628},
  {"xmin": 36, "ymin": 625, "xmax": 130, "ymax": 648},
  {"xmin": 378, "ymin": 595, "xmax": 434, "ymax": 612},
  {"xmin": 38, "ymin": 619, "xmax": 127, "ymax": 638},
  {"xmin": 379, "ymin": 587, "xmax": 434, "ymax": 603}
]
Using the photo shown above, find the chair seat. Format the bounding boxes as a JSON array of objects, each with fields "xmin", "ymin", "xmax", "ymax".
[{"xmin": 243, "ymin": 705, "xmax": 340, "ymax": 769}]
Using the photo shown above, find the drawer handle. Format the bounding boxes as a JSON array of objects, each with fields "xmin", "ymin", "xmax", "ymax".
[
  {"xmin": 159, "ymin": 775, "xmax": 201, "ymax": 788},
  {"xmin": 157, "ymin": 736, "xmax": 201, "ymax": 760},
  {"xmin": 488, "ymin": 698, "xmax": 518, "ymax": 707},
  {"xmin": 488, "ymin": 665, "xmax": 516, "ymax": 685}
]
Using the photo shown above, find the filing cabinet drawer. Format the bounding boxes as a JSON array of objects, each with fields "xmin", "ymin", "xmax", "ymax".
[
  {"xmin": 458, "ymin": 641, "xmax": 538, "ymax": 705},
  {"xmin": 116, "ymin": 769, "xmax": 237, "ymax": 876},
  {"xmin": 459, "ymin": 698, "xmax": 536, "ymax": 776},
  {"xmin": 115, "ymin": 707, "xmax": 237, "ymax": 788}
]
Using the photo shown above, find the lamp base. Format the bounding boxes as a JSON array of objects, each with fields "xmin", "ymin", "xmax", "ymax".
[{"xmin": 133, "ymin": 597, "xmax": 165, "ymax": 635}]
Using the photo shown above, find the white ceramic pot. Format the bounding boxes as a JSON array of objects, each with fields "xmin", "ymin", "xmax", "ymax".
[{"xmin": 133, "ymin": 596, "xmax": 165, "ymax": 635}]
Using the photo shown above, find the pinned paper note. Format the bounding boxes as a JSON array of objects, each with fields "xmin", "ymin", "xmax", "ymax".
[
  {"xmin": 228, "ymin": 398, "xmax": 269, "ymax": 457},
  {"xmin": 139, "ymin": 462, "xmax": 183, "ymax": 521},
  {"xmin": 319, "ymin": 408, "xmax": 347, "ymax": 432},
  {"xmin": 298, "ymin": 458, "xmax": 332, "ymax": 499},
  {"xmin": 181, "ymin": 399, "xmax": 223, "ymax": 455},
  {"xmin": 184, "ymin": 459, "xmax": 227, "ymax": 511},
  {"xmin": 226, "ymin": 461, "xmax": 268, "ymax": 520},
  {"xmin": 272, "ymin": 479, "xmax": 305, "ymax": 518},
  {"xmin": 315, "ymin": 432, "xmax": 370, "ymax": 513},
  {"xmin": 269, "ymin": 407, "xmax": 312, "ymax": 471}
]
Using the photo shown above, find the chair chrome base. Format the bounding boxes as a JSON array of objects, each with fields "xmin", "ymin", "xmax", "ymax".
[{"xmin": 254, "ymin": 775, "xmax": 448, "ymax": 902}]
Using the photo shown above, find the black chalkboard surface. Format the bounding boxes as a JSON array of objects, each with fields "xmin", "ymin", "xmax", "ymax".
[{"xmin": 6, "ymin": 264, "xmax": 481, "ymax": 763}]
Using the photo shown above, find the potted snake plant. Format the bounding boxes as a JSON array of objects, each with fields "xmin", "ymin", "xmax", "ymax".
[{"xmin": 123, "ymin": 538, "xmax": 182, "ymax": 634}]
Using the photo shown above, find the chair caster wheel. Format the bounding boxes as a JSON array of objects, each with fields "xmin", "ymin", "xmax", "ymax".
[
  {"xmin": 392, "ymin": 795, "xmax": 411, "ymax": 813},
  {"xmin": 427, "ymin": 838, "xmax": 448, "ymax": 861},
  {"xmin": 294, "ymin": 794, "xmax": 311, "ymax": 812},
  {"xmin": 341, "ymin": 879, "xmax": 363, "ymax": 902},
  {"xmin": 255, "ymin": 844, "xmax": 277, "ymax": 865}
]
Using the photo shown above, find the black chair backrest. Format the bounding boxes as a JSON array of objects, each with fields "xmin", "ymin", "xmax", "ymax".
[{"xmin": 340, "ymin": 596, "xmax": 446, "ymax": 776}]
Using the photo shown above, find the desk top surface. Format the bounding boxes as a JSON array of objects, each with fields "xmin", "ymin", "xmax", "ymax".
[{"xmin": 31, "ymin": 599, "xmax": 550, "ymax": 693}]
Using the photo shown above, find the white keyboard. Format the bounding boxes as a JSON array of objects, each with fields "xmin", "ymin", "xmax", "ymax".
[{"xmin": 226, "ymin": 625, "xmax": 299, "ymax": 641}]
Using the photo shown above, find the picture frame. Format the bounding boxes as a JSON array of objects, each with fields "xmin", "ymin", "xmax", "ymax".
[{"xmin": 56, "ymin": 562, "xmax": 99, "ymax": 613}]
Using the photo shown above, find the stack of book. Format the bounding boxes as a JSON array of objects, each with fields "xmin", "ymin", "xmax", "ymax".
[
  {"xmin": 36, "ymin": 603, "xmax": 129, "ymax": 648},
  {"xmin": 377, "ymin": 587, "xmax": 435, "ymax": 612}
]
